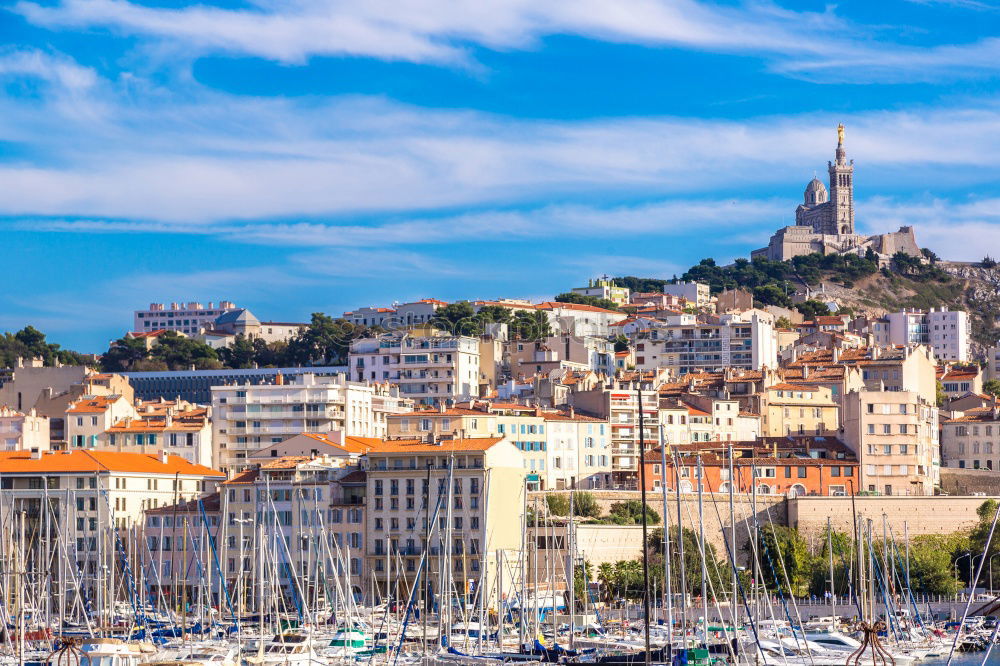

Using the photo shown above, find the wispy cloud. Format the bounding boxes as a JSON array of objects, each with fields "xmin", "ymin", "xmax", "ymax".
[
  {"xmin": 0, "ymin": 53, "xmax": 999, "ymax": 226},
  {"xmin": 15, "ymin": 0, "xmax": 1000, "ymax": 83}
]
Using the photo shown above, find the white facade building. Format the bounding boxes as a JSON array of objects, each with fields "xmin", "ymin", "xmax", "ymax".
[
  {"xmin": 133, "ymin": 301, "xmax": 238, "ymax": 335},
  {"xmin": 349, "ymin": 332, "xmax": 481, "ymax": 405},
  {"xmin": 661, "ymin": 281, "xmax": 711, "ymax": 308},
  {"xmin": 633, "ymin": 311, "xmax": 778, "ymax": 374},
  {"xmin": 211, "ymin": 373, "xmax": 412, "ymax": 473},
  {"xmin": 0, "ymin": 406, "xmax": 49, "ymax": 452},
  {"xmin": 874, "ymin": 307, "xmax": 970, "ymax": 362}
]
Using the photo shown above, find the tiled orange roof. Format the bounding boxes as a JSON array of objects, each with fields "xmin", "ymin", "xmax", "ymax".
[
  {"xmin": 67, "ymin": 395, "xmax": 123, "ymax": 413},
  {"xmin": 261, "ymin": 456, "xmax": 314, "ymax": 470},
  {"xmin": 297, "ymin": 432, "xmax": 383, "ymax": 455},
  {"xmin": 370, "ymin": 437, "xmax": 504, "ymax": 453},
  {"xmin": 107, "ymin": 410, "xmax": 209, "ymax": 433},
  {"xmin": 223, "ymin": 469, "xmax": 260, "ymax": 485},
  {"xmin": 0, "ymin": 451, "xmax": 224, "ymax": 477},
  {"xmin": 942, "ymin": 408, "xmax": 1000, "ymax": 423},
  {"xmin": 769, "ymin": 383, "xmax": 821, "ymax": 392},
  {"xmin": 540, "ymin": 410, "xmax": 605, "ymax": 423}
]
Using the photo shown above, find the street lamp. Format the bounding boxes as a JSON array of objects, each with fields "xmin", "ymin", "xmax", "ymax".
[
  {"xmin": 990, "ymin": 554, "xmax": 1000, "ymax": 594},
  {"xmin": 956, "ymin": 552, "xmax": 973, "ymax": 596}
]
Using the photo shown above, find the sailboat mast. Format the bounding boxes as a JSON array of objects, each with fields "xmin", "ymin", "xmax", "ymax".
[
  {"xmin": 658, "ymin": 427, "xmax": 672, "ymax": 641},
  {"xmin": 697, "ymin": 456, "xmax": 708, "ymax": 644},
  {"xmin": 828, "ymin": 516, "xmax": 835, "ymax": 620},
  {"xmin": 636, "ymin": 386, "xmax": 652, "ymax": 666}
]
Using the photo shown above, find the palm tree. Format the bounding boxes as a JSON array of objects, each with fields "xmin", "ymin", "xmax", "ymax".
[{"xmin": 597, "ymin": 562, "xmax": 615, "ymax": 604}]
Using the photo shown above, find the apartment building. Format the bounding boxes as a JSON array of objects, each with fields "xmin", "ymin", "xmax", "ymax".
[
  {"xmin": 633, "ymin": 311, "xmax": 778, "ymax": 374},
  {"xmin": 0, "ymin": 406, "xmax": 49, "ymax": 452},
  {"xmin": 211, "ymin": 373, "xmax": 412, "ymax": 474},
  {"xmin": 134, "ymin": 301, "xmax": 238, "ymax": 335},
  {"xmin": 659, "ymin": 395, "xmax": 760, "ymax": 445},
  {"xmin": 941, "ymin": 406, "xmax": 1000, "ymax": 471},
  {"xmin": 571, "ymin": 384, "xmax": 659, "ymax": 488},
  {"xmin": 643, "ymin": 436, "xmax": 859, "ymax": 497},
  {"xmin": 571, "ymin": 277, "xmax": 630, "ymax": 306},
  {"xmin": 349, "ymin": 330, "xmax": 481, "ymax": 405},
  {"xmin": 761, "ymin": 383, "xmax": 839, "ymax": 436},
  {"xmin": 217, "ymin": 456, "xmax": 366, "ymax": 605},
  {"xmin": 364, "ymin": 437, "xmax": 525, "ymax": 605},
  {"xmin": 65, "ymin": 394, "xmax": 137, "ymax": 449},
  {"xmin": 843, "ymin": 389, "xmax": 939, "ymax": 496},
  {"xmin": 343, "ymin": 299, "xmax": 448, "ymax": 330},
  {"xmin": 534, "ymin": 302, "xmax": 625, "ymax": 338},
  {"xmin": 387, "ymin": 402, "xmax": 611, "ymax": 489},
  {"xmin": 105, "ymin": 401, "xmax": 213, "ymax": 466},
  {"xmin": 661, "ymin": 281, "xmax": 711, "ymax": 308},
  {"xmin": 872, "ymin": 307, "xmax": 970, "ymax": 362},
  {"xmin": 938, "ymin": 364, "xmax": 983, "ymax": 400},
  {"xmin": 507, "ymin": 334, "xmax": 615, "ymax": 379}
]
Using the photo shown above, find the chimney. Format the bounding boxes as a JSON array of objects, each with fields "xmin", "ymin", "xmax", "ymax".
[
  {"xmin": 802, "ymin": 365, "xmax": 809, "ymax": 379},
  {"xmin": 832, "ymin": 347, "xmax": 840, "ymax": 363},
  {"xmin": 438, "ymin": 401, "xmax": 446, "ymax": 414},
  {"xmin": 29, "ymin": 447, "xmax": 41, "ymax": 460},
  {"xmin": 158, "ymin": 450, "xmax": 169, "ymax": 464},
  {"xmin": 569, "ymin": 406, "xmax": 575, "ymax": 418}
]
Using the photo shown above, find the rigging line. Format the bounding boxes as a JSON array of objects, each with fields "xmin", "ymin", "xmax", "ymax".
[{"xmin": 946, "ymin": 499, "xmax": 1000, "ymax": 666}]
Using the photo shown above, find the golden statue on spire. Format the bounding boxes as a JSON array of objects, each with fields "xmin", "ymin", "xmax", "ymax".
[{"xmin": 837, "ymin": 123, "xmax": 845, "ymax": 145}]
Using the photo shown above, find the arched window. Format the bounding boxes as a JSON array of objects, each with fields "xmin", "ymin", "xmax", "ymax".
[
  {"xmin": 756, "ymin": 484, "xmax": 772, "ymax": 495},
  {"xmin": 788, "ymin": 484, "xmax": 807, "ymax": 498},
  {"xmin": 679, "ymin": 480, "xmax": 694, "ymax": 494}
]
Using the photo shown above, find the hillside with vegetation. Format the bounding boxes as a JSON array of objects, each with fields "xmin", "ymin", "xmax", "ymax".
[{"xmin": 615, "ymin": 250, "xmax": 1000, "ymax": 351}]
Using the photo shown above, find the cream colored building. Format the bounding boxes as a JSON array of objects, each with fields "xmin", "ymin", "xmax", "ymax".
[
  {"xmin": 365, "ymin": 437, "xmax": 526, "ymax": 604},
  {"xmin": 843, "ymin": 389, "xmax": 939, "ymax": 496},
  {"xmin": 211, "ymin": 373, "xmax": 412, "ymax": 474},
  {"xmin": 65, "ymin": 394, "xmax": 137, "ymax": 450},
  {"xmin": 762, "ymin": 383, "xmax": 839, "ymax": 436},
  {"xmin": 105, "ymin": 401, "xmax": 213, "ymax": 467},
  {"xmin": 218, "ymin": 455, "xmax": 367, "ymax": 605},
  {"xmin": 0, "ymin": 448, "xmax": 223, "ymax": 610},
  {"xmin": 387, "ymin": 402, "xmax": 612, "ymax": 489},
  {"xmin": 0, "ymin": 406, "xmax": 49, "ymax": 452}
]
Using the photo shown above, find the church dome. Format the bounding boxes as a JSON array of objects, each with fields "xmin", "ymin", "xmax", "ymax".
[{"xmin": 804, "ymin": 177, "xmax": 828, "ymax": 205}]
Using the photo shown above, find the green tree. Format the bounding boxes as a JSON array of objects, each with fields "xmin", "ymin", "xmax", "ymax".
[
  {"xmin": 101, "ymin": 337, "xmax": 152, "ymax": 372},
  {"xmin": 795, "ymin": 299, "xmax": 832, "ymax": 319},
  {"xmin": 573, "ymin": 560, "xmax": 594, "ymax": 608},
  {"xmin": 545, "ymin": 493, "xmax": 570, "ymax": 516},
  {"xmin": 597, "ymin": 562, "xmax": 616, "ymax": 603},
  {"xmin": 572, "ymin": 491, "xmax": 602, "ymax": 518},
  {"xmin": 429, "ymin": 301, "xmax": 479, "ymax": 335},
  {"xmin": 607, "ymin": 500, "xmax": 660, "ymax": 525},
  {"xmin": 149, "ymin": 332, "xmax": 221, "ymax": 370},
  {"xmin": 648, "ymin": 527, "xmax": 729, "ymax": 597},
  {"xmin": 936, "ymin": 380, "xmax": 948, "ymax": 407},
  {"xmin": 511, "ymin": 310, "xmax": 552, "ymax": 341},
  {"xmin": 745, "ymin": 524, "xmax": 811, "ymax": 596},
  {"xmin": 284, "ymin": 313, "xmax": 379, "ymax": 366},
  {"xmin": 612, "ymin": 335, "xmax": 630, "ymax": 353},
  {"xmin": 218, "ymin": 334, "xmax": 257, "ymax": 369},
  {"xmin": 909, "ymin": 535, "xmax": 962, "ymax": 595},
  {"xmin": 984, "ymin": 380, "xmax": 1000, "ymax": 398},
  {"xmin": 774, "ymin": 316, "xmax": 794, "ymax": 329}
]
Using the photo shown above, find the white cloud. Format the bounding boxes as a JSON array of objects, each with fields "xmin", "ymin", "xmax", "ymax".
[
  {"xmin": 0, "ymin": 62, "xmax": 999, "ymax": 226},
  {"xmin": 14, "ymin": 0, "xmax": 1000, "ymax": 83}
]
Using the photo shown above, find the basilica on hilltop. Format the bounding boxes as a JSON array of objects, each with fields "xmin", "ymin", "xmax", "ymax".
[{"xmin": 752, "ymin": 124, "xmax": 921, "ymax": 263}]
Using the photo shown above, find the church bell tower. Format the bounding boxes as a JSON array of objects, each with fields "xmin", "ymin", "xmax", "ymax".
[{"xmin": 827, "ymin": 123, "xmax": 855, "ymax": 235}]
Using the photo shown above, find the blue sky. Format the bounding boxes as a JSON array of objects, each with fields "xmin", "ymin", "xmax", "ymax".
[{"xmin": 2, "ymin": 0, "xmax": 1000, "ymax": 352}]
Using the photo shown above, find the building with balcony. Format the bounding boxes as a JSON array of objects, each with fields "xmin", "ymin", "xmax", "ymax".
[
  {"xmin": 216, "ymin": 455, "xmax": 366, "ymax": 607},
  {"xmin": 364, "ymin": 436, "xmax": 525, "ymax": 606},
  {"xmin": 0, "ymin": 449, "xmax": 223, "ymax": 610},
  {"xmin": 632, "ymin": 311, "xmax": 778, "ymax": 374},
  {"xmin": 349, "ymin": 330, "xmax": 481, "ymax": 406},
  {"xmin": 872, "ymin": 307, "xmax": 970, "ymax": 362},
  {"xmin": 571, "ymin": 277, "xmax": 630, "ymax": 306},
  {"xmin": 211, "ymin": 373, "xmax": 412, "ymax": 474}
]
